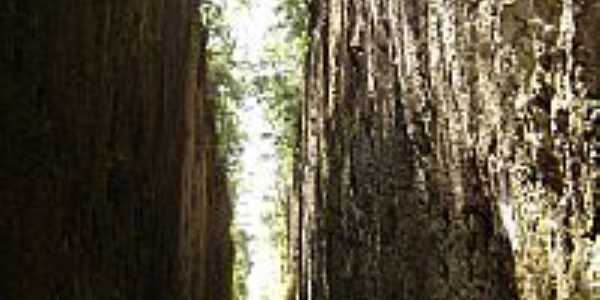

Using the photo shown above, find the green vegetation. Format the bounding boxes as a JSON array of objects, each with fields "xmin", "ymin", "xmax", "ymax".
[
  {"xmin": 250, "ymin": 1, "xmax": 309, "ymax": 298},
  {"xmin": 202, "ymin": 1, "xmax": 249, "ymax": 299},
  {"xmin": 199, "ymin": 1, "xmax": 309, "ymax": 299},
  {"xmin": 201, "ymin": 1, "xmax": 310, "ymax": 299},
  {"xmin": 254, "ymin": 0, "xmax": 308, "ymax": 155},
  {"xmin": 202, "ymin": 0, "xmax": 246, "ymax": 171},
  {"xmin": 232, "ymin": 228, "xmax": 253, "ymax": 300}
]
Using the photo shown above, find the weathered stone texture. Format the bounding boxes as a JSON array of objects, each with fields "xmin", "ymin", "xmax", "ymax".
[
  {"xmin": 0, "ymin": 1, "xmax": 231, "ymax": 299},
  {"xmin": 292, "ymin": 0, "xmax": 599, "ymax": 299}
]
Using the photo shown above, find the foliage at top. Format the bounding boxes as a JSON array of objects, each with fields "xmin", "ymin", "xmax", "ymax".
[
  {"xmin": 252, "ymin": 0, "xmax": 309, "ymax": 159},
  {"xmin": 274, "ymin": 0, "xmax": 309, "ymax": 43},
  {"xmin": 200, "ymin": 1, "xmax": 250, "ymax": 299},
  {"xmin": 201, "ymin": 0, "xmax": 247, "ymax": 173}
]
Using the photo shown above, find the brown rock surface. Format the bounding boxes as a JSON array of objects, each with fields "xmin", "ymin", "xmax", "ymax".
[{"xmin": 0, "ymin": 1, "xmax": 231, "ymax": 299}]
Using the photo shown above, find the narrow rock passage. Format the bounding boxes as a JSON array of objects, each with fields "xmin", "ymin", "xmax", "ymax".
[
  {"xmin": 225, "ymin": 1, "xmax": 288, "ymax": 299},
  {"xmin": 236, "ymin": 96, "xmax": 283, "ymax": 300},
  {"xmin": 2, "ymin": 1, "xmax": 599, "ymax": 300}
]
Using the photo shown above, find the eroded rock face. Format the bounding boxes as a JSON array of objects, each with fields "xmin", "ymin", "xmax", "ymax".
[
  {"xmin": 0, "ymin": 1, "xmax": 231, "ymax": 299},
  {"xmin": 292, "ymin": 0, "xmax": 599, "ymax": 299}
]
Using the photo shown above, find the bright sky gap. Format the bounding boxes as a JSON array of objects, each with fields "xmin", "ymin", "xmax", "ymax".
[{"xmin": 225, "ymin": 1, "xmax": 285, "ymax": 299}]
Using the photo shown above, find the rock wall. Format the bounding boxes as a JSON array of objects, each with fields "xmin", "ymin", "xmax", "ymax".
[
  {"xmin": 0, "ymin": 1, "xmax": 231, "ymax": 299},
  {"xmin": 293, "ymin": 0, "xmax": 599, "ymax": 299}
]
